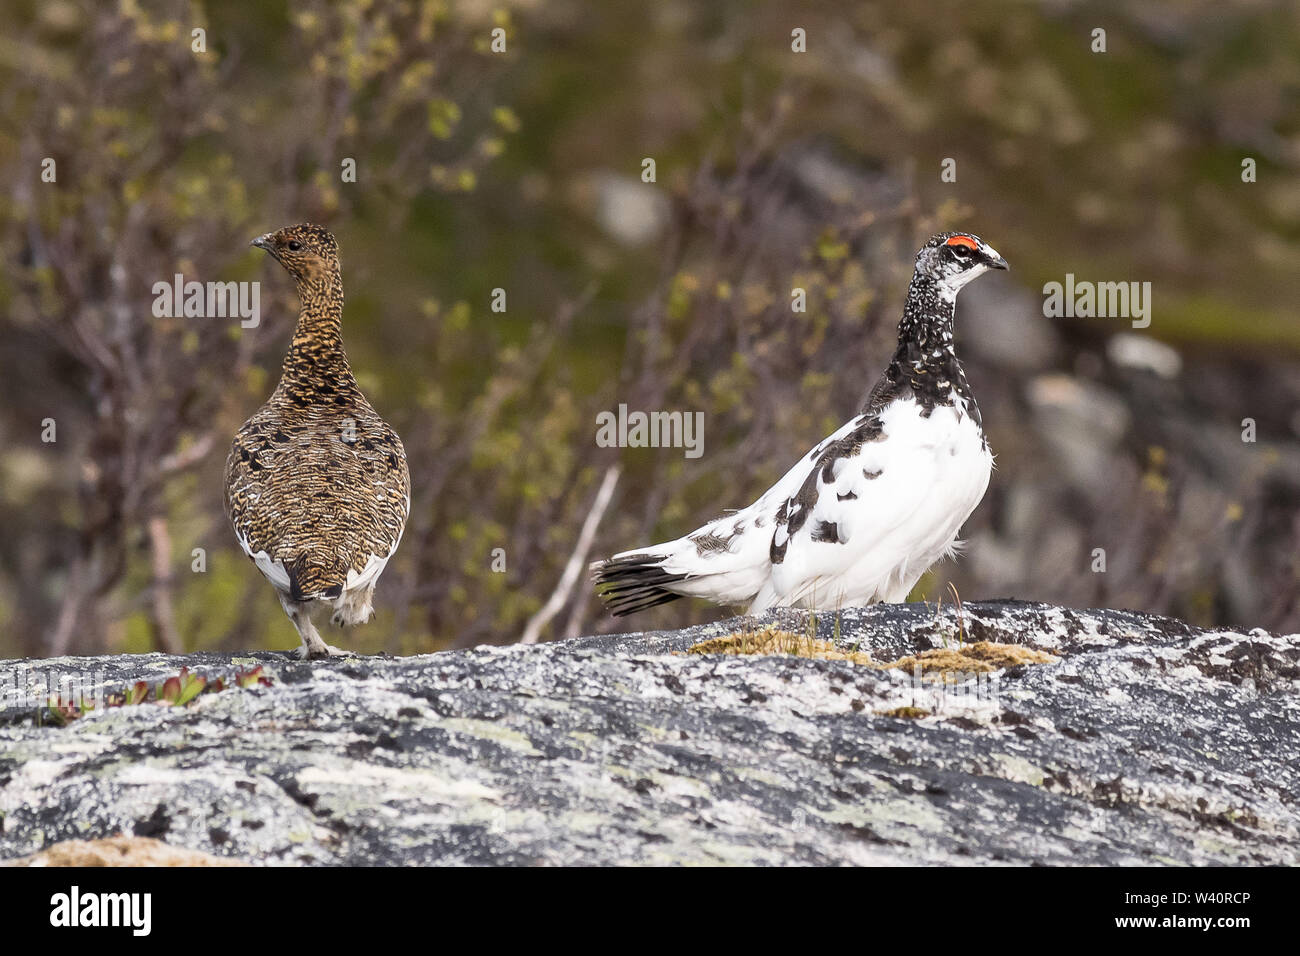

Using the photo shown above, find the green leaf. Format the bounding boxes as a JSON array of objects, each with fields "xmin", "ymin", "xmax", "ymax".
[
  {"xmin": 235, "ymin": 665, "xmax": 269, "ymax": 688},
  {"xmin": 492, "ymin": 106, "xmax": 520, "ymax": 133},
  {"xmin": 175, "ymin": 671, "xmax": 206, "ymax": 706}
]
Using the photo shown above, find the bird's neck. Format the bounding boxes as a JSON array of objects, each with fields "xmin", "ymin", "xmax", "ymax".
[
  {"xmin": 895, "ymin": 273, "xmax": 958, "ymax": 360},
  {"xmin": 862, "ymin": 273, "xmax": 975, "ymax": 417},
  {"xmin": 279, "ymin": 268, "xmax": 355, "ymax": 390}
]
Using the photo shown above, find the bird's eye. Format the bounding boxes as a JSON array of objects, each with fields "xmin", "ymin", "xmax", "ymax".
[
  {"xmin": 950, "ymin": 243, "xmax": 971, "ymax": 259},
  {"xmin": 287, "ymin": 240, "xmax": 302, "ymax": 252}
]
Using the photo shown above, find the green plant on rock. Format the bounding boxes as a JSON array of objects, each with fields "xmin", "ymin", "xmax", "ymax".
[
  {"xmin": 156, "ymin": 667, "xmax": 206, "ymax": 707},
  {"xmin": 43, "ymin": 665, "xmax": 272, "ymax": 727}
]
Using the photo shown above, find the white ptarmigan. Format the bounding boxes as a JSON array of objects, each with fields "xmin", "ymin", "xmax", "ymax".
[{"xmin": 594, "ymin": 232, "xmax": 1007, "ymax": 616}]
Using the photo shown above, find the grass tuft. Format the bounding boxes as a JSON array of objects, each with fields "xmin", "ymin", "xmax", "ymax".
[
  {"xmin": 688, "ymin": 626, "xmax": 878, "ymax": 666},
  {"xmin": 875, "ymin": 706, "xmax": 931, "ymax": 719},
  {"xmin": 687, "ymin": 627, "xmax": 1058, "ymax": 681}
]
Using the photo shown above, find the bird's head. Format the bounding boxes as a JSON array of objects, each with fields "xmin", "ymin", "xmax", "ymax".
[
  {"xmin": 915, "ymin": 232, "xmax": 1008, "ymax": 292},
  {"xmin": 250, "ymin": 223, "xmax": 340, "ymax": 285}
]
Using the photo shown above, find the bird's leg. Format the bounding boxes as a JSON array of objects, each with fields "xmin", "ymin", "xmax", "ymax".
[
  {"xmin": 278, "ymin": 593, "xmax": 353, "ymax": 659},
  {"xmin": 330, "ymin": 584, "xmax": 375, "ymax": 628}
]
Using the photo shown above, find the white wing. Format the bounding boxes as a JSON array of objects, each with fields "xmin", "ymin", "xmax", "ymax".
[
  {"xmin": 606, "ymin": 413, "xmax": 884, "ymax": 606},
  {"xmin": 766, "ymin": 395, "xmax": 991, "ymax": 609},
  {"xmin": 235, "ymin": 531, "xmax": 292, "ymax": 593}
]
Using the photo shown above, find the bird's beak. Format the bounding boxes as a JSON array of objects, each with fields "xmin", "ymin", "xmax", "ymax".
[
  {"xmin": 985, "ymin": 246, "xmax": 1009, "ymax": 271},
  {"xmin": 250, "ymin": 233, "xmax": 274, "ymax": 251}
]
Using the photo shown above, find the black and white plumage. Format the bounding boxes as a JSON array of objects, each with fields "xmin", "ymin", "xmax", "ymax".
[{"xmin": 595, "ymin": 232, "xmax": 1007, "ymax": 616}]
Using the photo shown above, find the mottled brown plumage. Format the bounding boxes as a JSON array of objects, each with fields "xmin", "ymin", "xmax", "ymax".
[{"xmin": 225, "ymin": 224, "xmax": 410, "ymax": 658}]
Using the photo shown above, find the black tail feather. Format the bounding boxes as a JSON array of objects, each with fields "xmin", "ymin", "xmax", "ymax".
[{"xmin": 593, "ymin": 553, "xmax": 688, "ymax": 617}]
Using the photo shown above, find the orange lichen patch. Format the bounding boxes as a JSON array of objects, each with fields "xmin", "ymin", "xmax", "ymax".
[
  {"xmin": 687, "ymin": 630, "xmax": 1057, "ymax": 681},
  {"xmin": 884, "ymin": 641, "xmax": 1058, "ymax": 678},
  {"xmin": 875, "ymin": 705, "xmax": 931, "ymax": 719},
  {"xmin": 945, "ymin": 234, "xmax": 979, "ymax": 249},
  {"xmin": 2, "ymin": 836, "xmax": 246, "ymax": 867},
  {"xmin": 887, "ymin": 648, "xmax": 996, "ymax": 675},
  {"xmin": 686, "ymin": 628, "xmax": 877, "ymax": 666},
  {"xmin": 958, "ymin": 641, "xmax": 1058, "ymax": 667}
]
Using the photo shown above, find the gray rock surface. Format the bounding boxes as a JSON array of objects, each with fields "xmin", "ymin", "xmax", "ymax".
[{"xmin": 1, "ymin": 600, "xmax": 1297, "ymax": 865}]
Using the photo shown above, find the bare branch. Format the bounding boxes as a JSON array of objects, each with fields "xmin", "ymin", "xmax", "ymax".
[{"xmin": 519, "ymin": 464, "xmax": 621, "ymax": 645}]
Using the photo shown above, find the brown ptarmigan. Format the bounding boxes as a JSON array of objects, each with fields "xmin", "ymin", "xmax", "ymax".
[
  {"xmin": 225, "ymin": 224, "xmax": 410, "ymax": 658},
  {"xmin": 594, "ymin": 232, "xmax": 1007, "ymax": 617}
]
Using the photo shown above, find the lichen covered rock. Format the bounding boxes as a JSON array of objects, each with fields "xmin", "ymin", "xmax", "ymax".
[{"xmin": 1, "ymin": 601, "xmax": 1296, "ymax": 865}]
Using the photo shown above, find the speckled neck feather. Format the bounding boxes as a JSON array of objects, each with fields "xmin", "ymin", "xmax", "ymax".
[
  {"xmin": 276, "ymin": 266, "xmax": 358, "ymax": 405},
  {"xmin": 862, "ymin": 273, "xmax": 979, "ymax": 427}
]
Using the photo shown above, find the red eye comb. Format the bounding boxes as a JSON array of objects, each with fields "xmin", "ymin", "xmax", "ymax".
[{"xmin": 945, "ymin": 235, "xmax": 979, "ymax": 250}]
